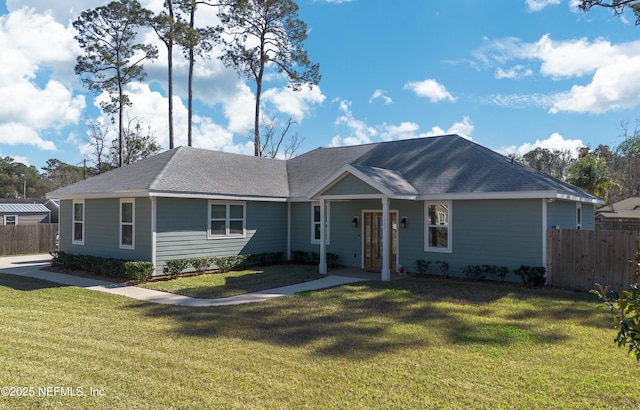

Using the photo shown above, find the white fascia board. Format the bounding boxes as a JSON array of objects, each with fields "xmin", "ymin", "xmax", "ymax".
[
  {"xmin": 148, "ymin": 191, "xmax": 289, "ymax": 202},
  {"xmin": 46, "ymin": 190, "xmax": 151, "ymax": 200},
  {"xmin": 417, "ymin": 190, "xmax": 604, "ymax": 203}
]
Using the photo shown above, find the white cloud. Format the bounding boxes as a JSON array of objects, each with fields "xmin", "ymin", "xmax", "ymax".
[
  {"xmin": 500, "ymin": 132, "xmax": 584, "ymax": 157},
  {"xmin": 369, "ymin": 89, "xmax": 393, "ymax": 105},
  {"xmin": 495, "ymin": 65, "xmax": 533, "ymax": 79},
  {"xmin": 330, "ymin": 99, "xmax": 378, "ymax": 146},
  {"xmin": 0, "ymin": 8, "xmax": 84, "ymax": 154},
  {"xmin": 330, "ymin": 98, "xmax": 473, "ymax": 146},
  {"xmin": 404, "ymin": 79, "xmax": 457, "ymax": 103},
  {"xmin": 550, "ymin": 54, "xmax": 640, "ymax": 113},
  {"xmin": 533, "ymin": 34, "xmax": 626, "ymax": 79},
  {"xmin": 380, "ymin": 122, "xmax": 420, "ymax": 141},
  {"xmin": 92, "ymin": 83, "xmax": 254, "ymax": 155},
  {"xmin": 476, "ymin": 34, "xmax": 640, "ymax": 113},
  {"xmin": 423, "ymin": 117, "xmax": 474, "ymax": 140},
  {"xmin": 526, "ymin": 0, "xmax": 561, "ymax": 12},
  {"xmin": 0, "ymin": 123, "xmax": 57, "ymax": 151},
  {"xmin": 262, "ymin": 85, "xmax": 326, "ymax": 122}
]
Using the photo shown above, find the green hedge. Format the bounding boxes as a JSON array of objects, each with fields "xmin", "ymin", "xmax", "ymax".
[
  {"xmin": 50, "ymin": 251, "xmax": 154, "ymax": 282},
  {"xmin": 291, "ymin": 251, "xmax": 339, "ymax": 267}
]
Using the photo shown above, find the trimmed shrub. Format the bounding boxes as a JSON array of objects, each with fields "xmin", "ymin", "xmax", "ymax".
[
  {"xmin": 124, "ymin": 261, "xmax": 154, "ymax": 282},
  {"xmin": 513, "ymin": 265, "xmax": 546, "ymax": 286},
  {"xmin": 291, "ymin": 251, "xmax": 339, "ymax": 268},
  {"xmin": 49, "ymin": 251, "xmax": 149, "ymax": 280},
  {"xmin": 190, "ymin": 257, "xmax": 211, "ymax": 274},
  {"xmin": 163, "ymin": 259, "xmax": 190, "ymax": 278}
]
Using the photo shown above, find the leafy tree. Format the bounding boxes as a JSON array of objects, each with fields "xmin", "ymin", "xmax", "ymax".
[
  {"xmin": 219, "ymin": 0, "xmax": 320, "ymax": 156},
  {"xmin": 74, "ymin": 0, "xmax": 158, "ymax": 168},
  {"xmin": 109, "ymin": 116, "xmax": 162, "ymax": 166},
  {"xmin": 616, "ymin": 120, "xmax": 640, "ymax": 198},
  {"xmin": 0, "ymin": 157, "xmax": 48, "ymax": 198},
  {"xmin": 41, "ymin": 159, "xmax": 87, "ymax": 190},
  {"xmin": 567, "ymin": 149, "xmax": 612, "ymax": 201},
  {"xmin": 591, "ymin": 252, "xmax": 640, "ymax": 361},
  {"xmin": 521, "ymin": 147, "xmax": 574, "ymax": 180},
  {"xmin": 577, "ymin": 0, "xmax": 640, "ymax": 24}
]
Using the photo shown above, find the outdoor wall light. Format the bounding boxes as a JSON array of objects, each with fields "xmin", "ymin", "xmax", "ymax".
[
  {"xmin": 400, "ymin": 216, "xmax": 408, "ymax": 229},
  {"xmin": 352, "ymin": 216, "xmax": 359, "ymax": 228}
]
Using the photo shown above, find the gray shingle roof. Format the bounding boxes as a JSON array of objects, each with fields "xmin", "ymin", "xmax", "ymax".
[
  {"xmin": 48, "ymin": 147, "xmax": 290, "ymax": 199},
  {"xmin": 47, "ymin": 135, "xmax": 602, "ymax": 203}
]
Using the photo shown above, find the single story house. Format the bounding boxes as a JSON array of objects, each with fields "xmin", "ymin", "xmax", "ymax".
[
  {"xmin": 46, "ymin": 135, "xmax": 603, "ymax": 281},
  {"xmin": 0, "ymin": 201, "xmax": 52, "ymax": 225},
  {"xmin": 595, "ymin": 197, "xmax": 640, "ymax": 230}
]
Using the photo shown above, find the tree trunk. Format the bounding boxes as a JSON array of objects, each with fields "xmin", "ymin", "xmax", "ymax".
[
  {"xmin": 188, "ymin": 3, "xmax": 195, "ymax": 147},
  {"xmin": 118, "ymin": 82, "xmax": 124, "ymax": 168},
  {"xmin": 168, "ymin": 0, "xmax": 175, "ymax": 149}
]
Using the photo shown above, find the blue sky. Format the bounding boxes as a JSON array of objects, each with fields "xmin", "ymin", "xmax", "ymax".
[{"xmin": 2, "ymin": 0, "xmax": 640, "ymax": 171}]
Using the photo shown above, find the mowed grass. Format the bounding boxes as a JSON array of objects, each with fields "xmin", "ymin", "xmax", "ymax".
[
  {"xmin": 1, "ymin": 272, "xmax": 639, "ymax": 409},
  {"xmin": 138, "ymin": 264, "xmax": 321, "ymax": 299}
]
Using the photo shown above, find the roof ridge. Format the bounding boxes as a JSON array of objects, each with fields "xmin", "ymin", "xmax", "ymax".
[{"xmin": 149, "ymin": 147, "xmax": 184, "ymax": 190}]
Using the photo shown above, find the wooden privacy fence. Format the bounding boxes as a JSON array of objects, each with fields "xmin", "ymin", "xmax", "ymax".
[
  {"xmin": 0, "ymin": 224, "xmax": 58, "ymax": 256},
  {"xmin": 547, "ymin": 229, "xmax": 638, "ymax": 292}
]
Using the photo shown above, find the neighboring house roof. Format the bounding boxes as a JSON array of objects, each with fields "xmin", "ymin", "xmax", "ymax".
[
  {"xmin": 596, "ymin": 197, "xmax": 640, "ymax": 213},
  {"xmin": 46, "ymin": 135, "xmax": 604, "ymax": 204},
  {"xmin": 0, "ymin": 203, "xmax": 51, "ymax": 214}
]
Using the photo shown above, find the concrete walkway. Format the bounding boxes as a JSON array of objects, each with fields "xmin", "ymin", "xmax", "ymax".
[{"xmin": 0, "ymin": 254, "xmax": 367, "ymax": 307}]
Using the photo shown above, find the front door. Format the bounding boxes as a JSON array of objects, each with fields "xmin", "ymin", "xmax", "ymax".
[{"xmin": 363, "ymin": 211, "xmax": 397, "ymax": 271}]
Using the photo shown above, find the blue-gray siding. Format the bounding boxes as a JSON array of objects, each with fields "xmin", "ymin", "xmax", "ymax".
[
  {"xmin": 323, "ymin": 174, "xmax": 381, "ymax": 196},
  {"xmin": 155, "ymin": 198, "xmax": 287, "ymax": 274},
  {"xmin": 290, "ymin": 198, "xmax": 547, "ymax": 281},
  {"xmin": 58, "ymin": 198, "xmax": 152, "ymax": 262}
]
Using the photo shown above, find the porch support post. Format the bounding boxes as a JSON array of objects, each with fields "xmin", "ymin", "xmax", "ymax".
[
  {"xmin": 319, "ymin": 197, "xmax": 327, "ymax": 275},
  {"xmin": 381, "ymin": 196, "xmax": 391, "ymax": 281}
]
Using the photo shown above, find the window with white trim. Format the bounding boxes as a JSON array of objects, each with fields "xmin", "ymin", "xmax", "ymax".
[
  {"xmin": 576, "ymin": 203, "xmax": 582, "ymax": 230},
  {"xmin": 3, "ymin": 215, "xmax": 17, "ymax": 225},
  {"xmin": 72, "ymin": 200, "xmax": 85, "ymax": 245},
  {"xmin": 425, "ymin": 201, "xmax": 451, "ymax": 252},
  {"xmin": 311, "ymin": 202, "xmax": 330, "ymax": 244},
  {"xmin": 208, "ymin": 201, "xmax": 246, "ymax": 239},
  {"xmin": 120, "ymin": 199, "xmax": 135, "ymax": 249}
]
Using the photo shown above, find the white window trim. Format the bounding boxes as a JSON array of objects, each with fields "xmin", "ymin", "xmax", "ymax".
[
  {"xmin": 424, "ymin": 200, "xmax": 452, "ymax": 253},
  {"xmin": 311, "ymin": 202, "xmax": 330, "ymax": 245},
  {"xmin": 207, "ymin": 200, "xmax": 246, "ymax": 239},
  {"xmin": 72, "ymin": 199, "xmax": 85, "ymax": 245},
  {"xmin": 120, "ymin": 198, "xmax": 135, "ymax": 250},
  {"xmin": 3, "ymin": 215, "xmax": 17, "ymax": 225}
]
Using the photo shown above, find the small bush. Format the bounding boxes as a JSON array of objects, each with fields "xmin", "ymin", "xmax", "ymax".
[
  {"xmin": 415, "ymin": 259, "xmax": 431, "ymax": 275},
  {"xmin": 482, "ymin": 264, "xmax": 508, "ymax": 282},
  {"xmin": 291, "ymin": 251, "xmax": 338, "ymax": 267},
  {"xmin": 436, "ymin": 261, "xmax": 450, "ymax": 278},
  {"xmin": 124, "ymin": 261, "xmax": 154, "ymax": 282},
  {"xmin": 163, "ymin": 259, "xmax": 190, "ymax": 278},
  {"xmin": 463, "ymin": 265, "xmax": 485, "ymax": 281},
  {"xmin": 513, "ymin": 265, "xmax": 546, "ymax": 286},
  {"xmin": 190, "ymin": 257, "xmax": 211, "ymax": 274}
]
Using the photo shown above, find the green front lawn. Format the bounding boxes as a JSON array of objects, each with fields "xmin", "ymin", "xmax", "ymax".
[
  {"xmin": 1, "ymin": 272, "xmax": 638, "ymax": 409},
  {"xmin": 138, "ymin": 264, "xmax": 321, "ymax": 299}
]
